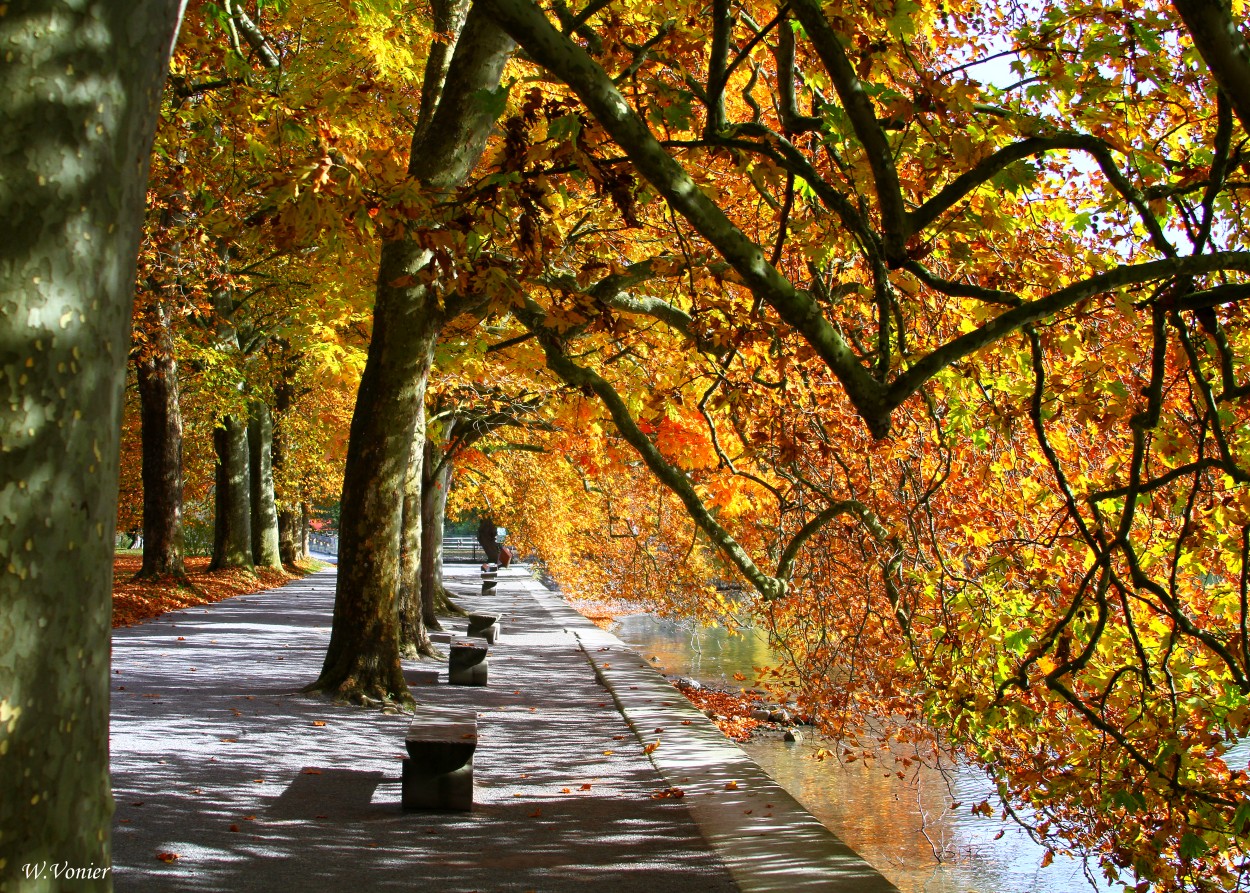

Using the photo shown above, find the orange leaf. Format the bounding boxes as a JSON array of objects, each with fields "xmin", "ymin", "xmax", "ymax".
[
  {"xmin": 312, "ymin": 721, "xmax": 326, "ymax": 727},
  {"xmin": 156, "ymin": 852, "xmax": 179, "ymax": 863},
  {"xmin": 643, "ymin": 740, "xmax": 660, "ymax": 755},
  {"xmin": 579, "ymin": 784, "xmax": 592, "ymax": 791}
]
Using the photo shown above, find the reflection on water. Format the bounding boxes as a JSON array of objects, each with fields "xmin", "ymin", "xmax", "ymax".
[{"xmin": 612, "ymin": 614, "xmax": 1112, "ymax": 893}]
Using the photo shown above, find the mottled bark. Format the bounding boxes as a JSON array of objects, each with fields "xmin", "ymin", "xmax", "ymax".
[
  {"xmin": 133, "ymin": 299, "xmax": 187, "ymax": 582},
  {"xmin": 398, "ymin": 383, "xmax": 435, "ymax": 656},
  {"xmin": 0, "ymin": 3, "xmax": 186, "ymax": 889},
  {"xmin": 248, "ymin": 400, "xmax": 281, "ymax": 568},
  {"xmin": 299, "ymin": 502, "xmax": 311, "ymax": 558},
  {"xmin": 310, "ymin": 5, "xmax": 514, "ymax": 705},
  {"xmin": 312, "ymin": 251, "xmax": 440, "ymax": 703},
  {"xmin": 1172, "ymin": 0, "xmax": 1250, "ymax": 134},
  {"xmin": 421, "ymin": 441, "xmax": 463, "ymax": 622},
  {"xmin": 272, "ymin": 374, "xmax": 303, "ymax": 565},
  {"xmin": 278, "ymin": 505, "xmax": 303, "ymax": 564},
  {"xmin": 210, "ymin": 414, "xmax": 252, "ymax": 570}
]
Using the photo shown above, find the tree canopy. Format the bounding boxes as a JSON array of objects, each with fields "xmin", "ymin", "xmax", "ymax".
[{"xmin": 6, "ymin": 0, "xmax": 1250, "ymax": 888}]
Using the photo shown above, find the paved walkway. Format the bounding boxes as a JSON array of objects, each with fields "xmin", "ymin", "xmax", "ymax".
[{"xmin": 110, "ymin": 564, "xmax": 897, "ymax": 892}]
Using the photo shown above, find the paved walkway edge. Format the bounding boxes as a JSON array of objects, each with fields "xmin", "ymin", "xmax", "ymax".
[{"xmin": 521, "ymin": 577, "xmax": 900, "ymax": 893}]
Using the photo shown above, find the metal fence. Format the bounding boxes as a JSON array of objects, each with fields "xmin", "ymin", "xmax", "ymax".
[
  {"xmin": 308, "ymin": 533, "xmax": 339, "ymax": 556},
  {"xmin": 307, "ymin": 533, "xmax": 492, "ymax": 563}
]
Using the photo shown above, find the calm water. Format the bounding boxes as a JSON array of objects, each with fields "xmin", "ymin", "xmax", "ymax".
[{"xmin": 611, "ymin": 614, "xmax": 1112, "ymax": 893}]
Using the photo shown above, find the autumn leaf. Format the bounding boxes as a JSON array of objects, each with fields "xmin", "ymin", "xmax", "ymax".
[
  {"xmin": 156, "ymin": 853, "xmax": 179, "ymax": 863},
  {"xmin": 643, "ymin": 740, "xmax": 660, "ymax": 755}
]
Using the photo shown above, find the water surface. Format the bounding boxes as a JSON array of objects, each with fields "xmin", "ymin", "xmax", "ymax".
[{"xmin": 612, "ymin": 614, "xmax": 1111, "ymax": 893}]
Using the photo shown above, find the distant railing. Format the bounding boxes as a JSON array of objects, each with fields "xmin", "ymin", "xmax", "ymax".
[
  {"xmin": 442, "ymin": 536, "xmax": 489, "ymax": 564},
  {"xmin": 307, "ymin": 533, "xmax": 494, "ymax": 563},
  {"xmin": 308, "ymin": 532, "xmax": 339, "ymax": 556}
]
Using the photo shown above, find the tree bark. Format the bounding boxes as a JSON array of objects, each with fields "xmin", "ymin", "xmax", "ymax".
[
  {"xmin": 421, "ymin": 440, "xmax": 461, "ymax": 623},
  {"xmin": 309, "ymin": 5, "xmax": 515, "ymax": 705},
  {"xmin": 398, "ymin": 381, "xmax": 435, "ymax": 656},
  {"xmin": 272, "ymin": 372, "xmax": 303, "ymax": 565},
  {"xmin": 312, "ymin": 252, "xmax": 440, "ymax": 703},
  {"xmin": 278, "ymin": 505, "xmax": 303, "ymax": 564},
  {"xmin": 248, "ymin": 400, "xmax": 281, "ymax": 568},
  {"xmin": 1171, "ymin": 0, "xmax": 1250, "ymax": 134},
  {"xmin": 210, "ymin": 414, "xmax": 253, "ymax": 570},
  {"xmin": 133, "ymin": 298, "xmax": 187, "ymax": 582},
  {"xmin": 0, "ymin": 2, "xmax": 186, "ymax": 889},
  {"xmin": 299, "ymin": 502, "xmax": 311, "ymax": 559}
]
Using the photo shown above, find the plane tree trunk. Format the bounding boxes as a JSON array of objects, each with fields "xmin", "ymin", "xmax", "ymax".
[
  {"xmin": 0, "ymin": 3, "xmax": 185, "ymax": 888},
  {"xmin": 210, "ymin": 414, "xmax": 252, "ymax": 570},
  {"xmin": 308, "ymin": 5, "xmax": 515, "ymax": 705},
  {"xmin": 422, "ymin": 429, "xmax": 462, "ymax": 624},
  {"xmin": 248, "ymin": 400, "xmax": 281, "ymax": 568},
  {"xmin": 398, "ymin": 378, "xmax": 437, "ymax": 657},
  {"xmin": 133, "ymin": 297, "xmax": 187, "ymax": 583}
]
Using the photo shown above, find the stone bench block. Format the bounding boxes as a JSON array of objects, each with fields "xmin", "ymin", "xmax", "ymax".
[
  {"xmin": 402, "ymin": 707, "xmax": 478, "ymax": 811},
  {"xmin": 449, "ymin": 640, "xmax": 489, "ymax": 686},
  {"xmin": 467, "ymin": 613, "xmax": 502, "ymax": 644},
  {"xmin": 428, "ymin": 631, "xmax": 453, "ymax": 644}
]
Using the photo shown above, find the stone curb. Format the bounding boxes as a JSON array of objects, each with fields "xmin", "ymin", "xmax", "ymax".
[{"xmin": 519, "ymin": 575, "xmax": 900, "ymax": 893}]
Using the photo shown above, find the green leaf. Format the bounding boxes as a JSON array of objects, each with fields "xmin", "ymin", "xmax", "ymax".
[
  {"xmin": 1178, "ymin": 831, "xmax": 1208, "ymax": 861},
  {"xmin": 473, "ymin": 82, "xmax": 512, "ymax": 121}
]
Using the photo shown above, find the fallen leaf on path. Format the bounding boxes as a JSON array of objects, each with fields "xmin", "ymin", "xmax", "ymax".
[
  {"xmin": 156, "ymin": 853, "xmax": 179, "ymax": 863},
  {"xmin": 529, "ymin": 808, "xmax": 542, "ymax": 818},
  {"xmin": 560, "ymin": 788, "xmax": 571, "ymax": 794},
  {"xmin": 302, "ymin": 769, "xmax": 322, "ymax": 775},
  {"xmin": 725, "ymin": 781, "xmax": 739, "ymax": 790},
  {"xmin": 312, "ymin": 721, "xmax": 326, "ymax": 727},
  {"xmin": 651, "ymin": 787, "xmax": 685, "ymax": 799},
  {"xmin": 220, "ymin": 737, "xmax": 237, "ymax": 743},
  {"xmin": 602, "ymin": 750, "xmax": 614, "ymax": 756},
  {"xmin": 643, "ymin": 740, "xmax": 660, "ymax": 755},
  {"xmin": 228, "ymin": 825, "xmax": 240, "ymax": 832},
  {"xmin": 579, "ymin": 784, "xmax": 592, "ymax": 791}
]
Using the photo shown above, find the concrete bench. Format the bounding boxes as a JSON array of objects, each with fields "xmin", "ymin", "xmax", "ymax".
[
  {"xmin": 448, "ymin": 640, "xmax": 489, "ymax": 686},
  {"xmin": 467, "ymin": 612, "xmax": 501, "ymax": 644},
  {"xmin": 401, "ymin": 706, "xmax": 477, "ymax": 811}
]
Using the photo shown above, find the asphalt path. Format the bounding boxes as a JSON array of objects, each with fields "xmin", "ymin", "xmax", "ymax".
[{"xmin": 109, "ymin": 564, "xmax": 896, "ymax": 892}]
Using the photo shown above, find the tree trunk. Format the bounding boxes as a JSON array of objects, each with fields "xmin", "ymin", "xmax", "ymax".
[
  {"xmin": 421, "ymin": 434, "xmax": 460, "ymax": 624},
  {"xmin": 398, "ymin": 392, "xmax": 435, "ymax": 656},
  {"xmin": 309, "ymin": 5, "xmax": 514, "ymax": 705},
  {"xmin": 278, "ymin": 505, "xmax": 302, "ymax": 564},
  {"xmin": 210, "ymin": 414, "xmax": 253, "ymax": 570},
  {"xmin": 133, "ymin": 299, "xmax": 187, "ymax": 582},
  {"xmin": 311, "ymin": 252, "xmax": 440, "ymax": 703},
  {"xmin": 248, "ymin": 400, "xmax": 281, "ymax": 568},
  {"xmin": 272, "ymin": 372, "xmax": 302, "ymax": 565},
  {"xmin": 0, "ymin": 3, "xmax": 185, "ymax": 889},
  {"xmin": 299, "ymin": 502, "xmax": 311, "ymax": 559}
]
